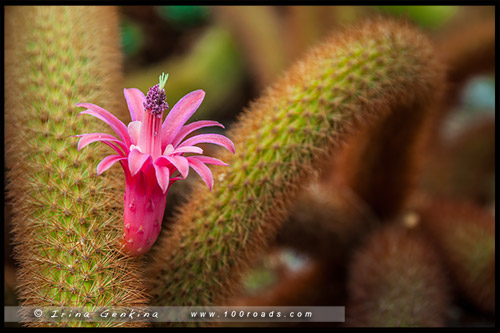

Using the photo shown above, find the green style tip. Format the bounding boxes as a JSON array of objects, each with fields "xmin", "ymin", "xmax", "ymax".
[{"xmin": 158, "ymin": 72, "xmax": 169, "ymax": 91}]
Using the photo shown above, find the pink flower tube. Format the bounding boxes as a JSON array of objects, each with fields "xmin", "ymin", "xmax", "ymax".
[{"xmin": 75, "ymin": 74, "xmax": 234, "ymax": 256}]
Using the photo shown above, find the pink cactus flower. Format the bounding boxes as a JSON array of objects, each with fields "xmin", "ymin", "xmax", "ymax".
[{"xmin": 75, "ymin": 73, "xmax": 234, "ymax": 256}]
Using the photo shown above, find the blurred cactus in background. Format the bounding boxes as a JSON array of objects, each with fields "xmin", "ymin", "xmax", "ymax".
[{"xmin": 4, "ymin": 5, "xmax": 495, "ymax": 328}]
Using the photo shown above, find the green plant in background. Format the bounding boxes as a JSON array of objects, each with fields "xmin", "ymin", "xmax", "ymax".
[
  {"xmin": 157, "ymin": 5, "xmax": 209, "ymax": 29},
  {"xmin": 120, "ymin": 18, "xmax": 144, "ymax": 57},
  {"xmin": 376, "ymin": 6, "xmax": 458, "ymax": 29},
  {"xmin": 124, "ymin": 26, "xmax": 245, "ymax": 121},
  {"xmin": 213, "ymin": 6, "xmax": 288, "ymax": 88},
  {"xmin": 5, "ymin": 6, "xmax": 148, "ymax": 327}
]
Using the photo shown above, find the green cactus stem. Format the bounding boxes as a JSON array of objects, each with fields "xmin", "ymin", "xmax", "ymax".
[
  {"xmin": 5, "ymin": 6, "xmax": 148, "ymax": 327},
  {"xmin": 148, "ymin": 19, "xmax": 444, "ymax": 308},
  {"xmin": 346, "ymin": 223, "xmax": 450, "ymax": 327}
]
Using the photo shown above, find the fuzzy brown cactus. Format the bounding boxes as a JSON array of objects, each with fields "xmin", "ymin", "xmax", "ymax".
[
  {"xmin": 346, "ymin": 222, "xmax": 450, "ymax": 327},
  {"xmin": 419, "ymin": 199, "xmax": 495, "ymax": 314}
]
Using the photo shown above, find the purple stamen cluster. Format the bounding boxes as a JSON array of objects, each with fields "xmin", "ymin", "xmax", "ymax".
[{"xmin": 144, "ymin": 84, "xmax": 168, "ymax": 115}]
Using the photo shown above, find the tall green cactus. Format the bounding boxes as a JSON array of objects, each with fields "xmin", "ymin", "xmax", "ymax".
[
  {"xmin": 148, "ymin": 20, "xmax": 444, "ymax": 307},
  {"xmin": 5, "ymin": 6, "xmax": 148, "ymax": 327}
]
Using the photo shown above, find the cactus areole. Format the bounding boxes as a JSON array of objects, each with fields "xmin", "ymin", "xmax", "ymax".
[{"xmin": 75, "ymin": 73, "xmax": 234, "ymax": 255}]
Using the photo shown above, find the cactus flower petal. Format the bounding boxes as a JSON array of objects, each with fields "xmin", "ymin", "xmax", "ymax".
[
  {"xmin": 123, "ymin": 88, "xmax": 145, "ymax": 122},
  {"xmin": 153, "ymin": 161, "xmax": 171, "ymax": 194},
  {"xmin": 187, "ymin": 156, "xmax": 214, "ymax": 190},
  {"xmin": 178, "ymin": 133, "xmax": 236, "ymax": 154},
  {"xmin": 128, "ymin": 148, "xmax": 151, "ymax": 176},
  {"xmin": 127, "ymin": 121, "xmax": 142, "ymax": 145},
  {"xmin": 97, "ymin": 155, "xmax": 127, "ymax": 175},
  {"xmin": 163, "ymin": 155, "xmax": 189, "ymax": 179},
  {"xmin": 161, "ymin": 89, "xmax": 205, "ymax": 147},
  {"xmin": 173, "ymin": 146, "xmax": 204, "ymax": 155},
  {"xmin": 75, "ymin": 73, "xmax": 234, "ymax": 256},
  {"xmin": 172, "ymin": 120, "xmax": 224, "ymax": 147},
  {"xmin": 76, "ymin": 103, "xmax": 131, "ymax": 146},
  {"xmin": 188, "ymin": 155, "xmax": 229, "ymax": 166},
  {"xmin": 76, "ymin": 133, "xmax": 129, "ymax": 155}
]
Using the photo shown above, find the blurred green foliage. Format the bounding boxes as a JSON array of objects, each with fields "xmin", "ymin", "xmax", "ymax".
[
  {"xmin": 243, "ymin": 267, "xmax": 277, "ymax": 294},
  {"xmin": 120, "ymin": 18, "xmax": 143, "ymax": 57},
  {"xmin": 156, "ymin": 6, "xmax": 209, "ymax": 29},
  {"xmin": 376, "ymin": 6, "xmax": 459, "ymax": 29},
  {"xmin": 124, "ymin": 26, "xmax": 245, "ymax": 121}
]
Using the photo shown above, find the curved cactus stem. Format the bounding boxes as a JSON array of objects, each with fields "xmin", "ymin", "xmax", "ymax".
[{"xmin": 147, "ymin": 20, "xmax": 445, "ymax": 312}]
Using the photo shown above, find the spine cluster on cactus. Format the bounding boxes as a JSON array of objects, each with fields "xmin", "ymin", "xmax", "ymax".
[
  {"xmin": 346, "ymin": 223, "xmax": 450, "ymax": 327},
  {"xmin": 148, "ymin": 19, "xmax": 444, "ymax": 308},
  {"xmin": 5, "ymin": 6, "xmax": 148, "ymax": 327},
  {"xmin": 419, "ymin": 199, "xmax": 495, "ymax": 314}
]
